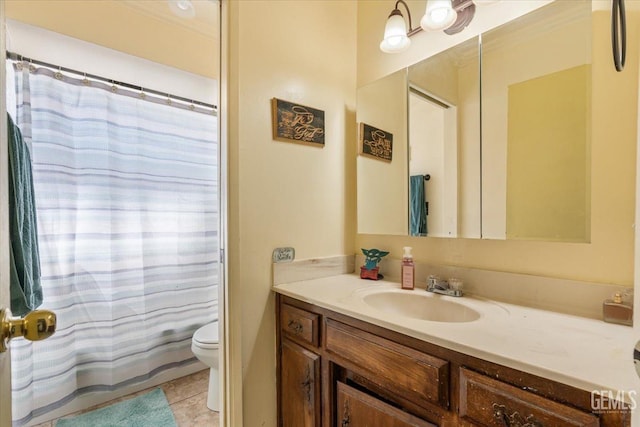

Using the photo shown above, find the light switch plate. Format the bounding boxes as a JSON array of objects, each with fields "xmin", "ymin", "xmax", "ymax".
[{"xmin": 272, "ymin": 247, "xmax": 295, "ymax": 263}]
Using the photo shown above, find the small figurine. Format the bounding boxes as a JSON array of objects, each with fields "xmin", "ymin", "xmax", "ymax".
[{"xmin": 360, "ymin": 248, "xmax": 389, "ymax": 280}]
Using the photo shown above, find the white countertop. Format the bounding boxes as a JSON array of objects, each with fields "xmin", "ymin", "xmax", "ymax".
[{"xmin": 273, "ymin": 274, "xmax": 639, "ymax": 404}]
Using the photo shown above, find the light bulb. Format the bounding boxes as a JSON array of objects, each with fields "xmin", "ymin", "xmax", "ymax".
[
  {"xmin": 421, "ymin": 0, "xmax": 457, "ymax": 31},
  {"xmin": 380, "ymin": 11, "xmax": 411, "ymax": 53},
  {"xmin": 176, "ymin": 0, "xmax": 191, "ymax": 10}
]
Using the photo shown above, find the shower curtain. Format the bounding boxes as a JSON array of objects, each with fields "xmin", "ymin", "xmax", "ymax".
[{"xmin": 9, "ymin": 63, "xmax": 218, "ymax": 426}]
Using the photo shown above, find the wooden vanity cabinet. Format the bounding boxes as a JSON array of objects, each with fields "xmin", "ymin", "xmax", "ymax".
[{"xmin": 276, "ymin": 295, "xmax": 630, "ymax": 427}]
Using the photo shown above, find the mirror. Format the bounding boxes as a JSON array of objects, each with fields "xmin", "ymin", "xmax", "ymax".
[
  {"xmin": 481, "ymin": 0, "xmax": 592, "ymax": 241},
  {"xmin": 408, "ymin": 36, "xmax": 480, "ymax": 238},
  {"xmin": 356, "ymin": 0, "xmax": 592, "ymax": 242},
  {"xmin": 357, "ymin": 68, "xmax": 409, "ymax": 236}
]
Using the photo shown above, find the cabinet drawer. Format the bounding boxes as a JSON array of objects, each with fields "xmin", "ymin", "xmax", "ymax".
[
  {"xmin": 281, "ymin": 304, "xmax": 320, "ymax": 347},
  {"xmin": 326, "ymin": 319, "xmax": 449, "ymax": 409},
  {"xmin": 337, "ymin": 382, "xmax": 436, "ymax": 427},
  {"xmin": 459, "ymin": 368, "xmax": 599, "ymax": 427}
]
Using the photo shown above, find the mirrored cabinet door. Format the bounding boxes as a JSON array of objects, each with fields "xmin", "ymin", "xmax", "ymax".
[
  {"xmin": 356, "ymin": 0, "xmax": 594, "ymax": 243},
  {"xmin": 481, "ymin": 0, "xmax": 592, "ymax": 242}
]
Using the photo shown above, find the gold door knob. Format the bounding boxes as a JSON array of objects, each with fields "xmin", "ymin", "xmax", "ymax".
[{"xmin": 0, "ymin": 308, "xmax": 56, "ymax": 353}]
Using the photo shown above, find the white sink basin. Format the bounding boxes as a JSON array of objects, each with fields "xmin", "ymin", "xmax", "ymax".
[{"xmin": 362, "ymin": 291, "xmax": 481, "ymax": 323}]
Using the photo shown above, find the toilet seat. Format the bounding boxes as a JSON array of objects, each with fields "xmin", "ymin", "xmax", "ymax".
[{"xmin": 193, "ymin": 322, "xmax": 219, "ymax": 350}]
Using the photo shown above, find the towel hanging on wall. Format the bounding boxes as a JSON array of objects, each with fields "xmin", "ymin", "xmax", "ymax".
[
  {"xmin": 410, "ymin": 175, "xmax": 427, "ymax": 236},
  {"xmin": 8, "ymin": 113, "xmax": 42, "ymax": 316}
]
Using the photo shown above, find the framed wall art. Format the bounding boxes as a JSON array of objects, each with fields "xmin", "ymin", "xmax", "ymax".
[
  {"xmin": 359, "ymin": 123, "xmax": 393, "ymax": 162},
  {"xmin": 271, "ymin": 98, "xmax": 325, "ymax": 147}
]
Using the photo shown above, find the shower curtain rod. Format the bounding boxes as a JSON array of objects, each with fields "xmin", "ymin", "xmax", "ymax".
[{"xmin": 6, "ymin": 51, "xmax": 217, "ymax": 111}]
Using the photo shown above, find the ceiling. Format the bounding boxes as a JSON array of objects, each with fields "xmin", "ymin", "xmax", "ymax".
[
  {"xmin": 5, "ymin": 0, "xmax": 219, "ymax": 78},
  {"xmin": 121, "ymin": 0, "xmax": 219, "ymax": 40}
]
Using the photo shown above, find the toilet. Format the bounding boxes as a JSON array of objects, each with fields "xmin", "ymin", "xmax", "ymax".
[{"xmin": 191, "ymin": 321, "xmax": 220, "ymax": 411}]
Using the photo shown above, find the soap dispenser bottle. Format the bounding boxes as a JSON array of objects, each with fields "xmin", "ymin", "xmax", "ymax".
[
  {"xmin": 401, "ymin": 247, "xmax": 415, "ymax": 290},
  {"xmin": 603, "ymin": 291, "xmax": 633, "ymax": 326}
]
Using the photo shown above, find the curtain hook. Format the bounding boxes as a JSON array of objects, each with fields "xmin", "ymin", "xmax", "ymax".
[
  {"xmin": 189, "ymin": 101, "xmax": 196, "ymax": 111},
  {"xmin": 82, "ymin": 73, "xmax": 90, "ymax": 86},
  {"xmin": 166, "ymin": 94, "xmax": 172, "ymax": 105},
  {"xmin": 54, "ymin": 66, "xmax": 63, "ymax": 80},
  {"xmin": 29, "ymin": 58, "xmax": 35, "ymax": 73},
  {"xmin": 110, "ymin": 80, "xmax": 117, "ymax": 93},
  {"xmin": 139, "ymin": 88, "xmax": 146, "ymax": 99}
]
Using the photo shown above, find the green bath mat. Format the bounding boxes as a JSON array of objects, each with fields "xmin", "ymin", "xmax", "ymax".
[{"xmin": 55, "ymin": 388, "xmax": 177, "ymax": 427}]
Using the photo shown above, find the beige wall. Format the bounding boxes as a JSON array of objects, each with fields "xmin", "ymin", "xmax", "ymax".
[
  {"xmin": 227, "ymin": 1, "xmax": 357, "ymax": 426},
  {"xmin": 356, "ymin": 4, "xmax": 637, "ymax": 287},
  {"xmin": 5, "ymin": 0, "xmax": 217, "ymax": 79}
]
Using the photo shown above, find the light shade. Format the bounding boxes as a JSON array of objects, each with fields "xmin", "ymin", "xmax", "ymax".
[
  {"xmin": 380, "ymin": 10, "xmax": 411, "ymax": 53},
  {"xmin": 168, "ymin": 0, "xmax": 196, "ymax": 18},
  {"xmin": 421, "ymin": 0, "xmax": 457, "ymax": 31}
]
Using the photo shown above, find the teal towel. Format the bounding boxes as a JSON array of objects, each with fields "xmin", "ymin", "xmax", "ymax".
[
  {"xmin": 8, "ymin": 114, "xmax": 42, "ymax": 316},
  {"xmin": 410, "ymin": 175, "xmax": 427, "ymax": 236}
]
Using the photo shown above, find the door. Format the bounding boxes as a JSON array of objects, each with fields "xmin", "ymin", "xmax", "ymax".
[
  {"xmin": 1, "ymin": 0, "xmax": 12, "ymax": 424},
  {"xmin": 0, "ymin": 9, "xmax": 57, "ymax": 421}
]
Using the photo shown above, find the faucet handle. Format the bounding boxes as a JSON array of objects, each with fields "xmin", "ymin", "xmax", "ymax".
[{"xmin": 427, "ymin": 275, "xmax": 448, "ymax": 290}]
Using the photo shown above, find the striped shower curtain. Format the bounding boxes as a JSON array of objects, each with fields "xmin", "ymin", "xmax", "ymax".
[{"xmin": 9, "ymin": 64, "xmax": 218, "ymax": 425}]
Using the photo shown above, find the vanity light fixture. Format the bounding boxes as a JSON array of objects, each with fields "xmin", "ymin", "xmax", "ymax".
[
  {"xmin": 380, "ymin": 0, "xmax": 421, "ymax": 53},
  {"xmin": 421, "ymin": 0, "xmax": 457, "ymax": 31},
  {"xmin": 444, "ymin": 0, "xmax": 476, "ymax": 35},
  {"xmin": 380, "ymin": 0, "xmax": 488, "ymax": 53}
]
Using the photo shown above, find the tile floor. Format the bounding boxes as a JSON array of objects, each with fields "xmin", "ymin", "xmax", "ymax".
[{"xmin": 33, "ymin": 369, "xmax": 219, "ymax": 427}]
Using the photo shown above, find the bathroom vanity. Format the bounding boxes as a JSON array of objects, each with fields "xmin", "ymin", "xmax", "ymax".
[{"xmin": 274, "ymin": 275, "xmax": 634, "ymax": 427}]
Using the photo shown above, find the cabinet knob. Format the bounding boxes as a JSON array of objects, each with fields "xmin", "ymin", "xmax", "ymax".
[
  {"xmin": 287, "ymin": 319, "xmax": 303, "ymax": 335},
  {"xmin": 492, "ymin": 403, "xmax": 541, "ymax": 427}
]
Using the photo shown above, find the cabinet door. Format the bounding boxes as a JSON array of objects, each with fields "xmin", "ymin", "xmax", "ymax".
[
  {"xmin": 281, "ymin": 339, "xmax": 321, "ymax": 427},
  {"xmin": 336, "ymin": 382, "xmax": 436, "ymax": 427}
]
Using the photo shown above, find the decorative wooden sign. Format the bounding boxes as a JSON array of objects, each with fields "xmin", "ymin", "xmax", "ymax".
[
  {"xmin": 271, "ymin": 98, "xmax": 325, "ymax": 147},
  {"xmin": 359, "ymin": 123, "xmax": 393, "ymax": 162}
]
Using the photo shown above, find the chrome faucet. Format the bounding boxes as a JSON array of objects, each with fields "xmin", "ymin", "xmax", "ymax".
[{"xmin": 426, "ymin": 276, "xmax": 463, "ymax": 297}]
